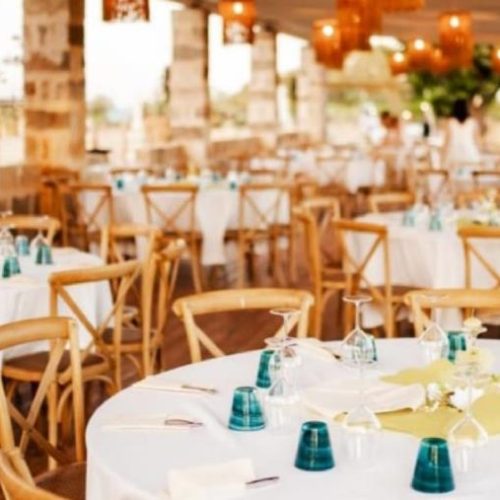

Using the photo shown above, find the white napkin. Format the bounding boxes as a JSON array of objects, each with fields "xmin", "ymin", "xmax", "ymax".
[
  {"xmin": 302, "ymin": 379, "xmax": 425, "ymax": 418},
  {"xmin": 132, "ymin": 377, "xmax": 215, "ymax": 395},
  {"xmin": 295, "ymin": 338, "xmax": 339, "ymax": 362},
  {"xmin": 101, "ymin": 414, "xmax": 199, "ymax": 431},
  {"xmin": 168, "ymin": 459, "xmax": 254, "ymax": 500}
]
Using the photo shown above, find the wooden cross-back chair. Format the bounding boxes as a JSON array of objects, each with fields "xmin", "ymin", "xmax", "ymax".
[
  {"xmin": 405, "ymin": 289, "xmax": 500, "ymax": 337},
  {"xmin": 2, "ymin": 215, "xmax": 61, "ymax": 245},
  {"xmin": 456, "ymin": 189, "xmax": 500, "ymax": 209},
  {"xmin": 141, "ymin": 184, "xmax": 203, "ymax": 292},
  {"xmin": 0, "ymin": 318, "xmax": 86, "ymax": 499},
  {"xmin": 368, "ymin": 192, "xmax": 415, "ymax": 214},
  {"xmin": 415, "ymin": 169, "xmax": 450, "ymax": 203},
  {"xmin": 48, "ymin": 261, "xmax": 141, "ymax": 391},
  {"xmin": 64, "ymin": 184, "xmax": 113, "ymax": 250},
  {"xmin": 110, "ymin": 166, "xmax": 157, "ymax": 179},
  {"xmin": 315, "ymin": 154, "xmax": 350, "ymax": 193},
  {"xmin": 294, "ymin": 197, "xmax": 346, "ymax": 338},
  {"xmin": 333, "ymin": 219, "xmax": 410, "ymax": 338},
  {"xmin": 458, "ymin": 225, "xmax": 500, "ymax": 290},
  {"xmin": 173, "ymin": 288, "xmax": 314, "ymax": 363},
  {"xmin": 101, "ymin": 225, "xmax": 186, "ymax": 375},
  {"xmin": 237, "ymin": 183, "xmax": 294, "ymax": 287},
  {"xmin": 472, "ymin": 170, "xmax": 500, "ymax": 190}
]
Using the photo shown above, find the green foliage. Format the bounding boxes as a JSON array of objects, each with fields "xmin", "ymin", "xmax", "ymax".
[{"xmin": 408, "ymin": 44, "xmax": 500, "ymax": 117}]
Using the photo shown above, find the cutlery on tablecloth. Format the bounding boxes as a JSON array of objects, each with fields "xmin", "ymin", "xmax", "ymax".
[
  {"xmin": 245, "ymin": 476, "xmax": 280, "ymax": 489},
  {"xmin": 132, "ymin": 379, "xmax": 218, "ymax": 395},
  {"xmin": 102, "ymin": 415, "xmax": 204, "ymax": 431}
]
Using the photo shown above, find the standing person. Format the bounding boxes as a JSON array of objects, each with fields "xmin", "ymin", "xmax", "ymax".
[{"xmin": 442, "ymin": 98, "xmax": 482, "ymax": 177}]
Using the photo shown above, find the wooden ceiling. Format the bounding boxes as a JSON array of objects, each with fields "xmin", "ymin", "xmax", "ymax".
[{"xmin": 199, "ymin": 0, "xmax": 500, "ymax": 43}]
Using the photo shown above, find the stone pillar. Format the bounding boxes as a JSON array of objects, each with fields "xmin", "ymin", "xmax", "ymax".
[
  {"xmin": 24, "ymin": 0, "xmax": 86, "ymax": 170},
  {"xmin": 247, "ymin": 27, "xmax": 278, "ymax": 150},
  {"xmin": 169, "ymin": 8, "xmax": 210, "ymax": 166},
  {"xmin": 297, "ymin": 46, "xmax": 327, "ymax": 144}
]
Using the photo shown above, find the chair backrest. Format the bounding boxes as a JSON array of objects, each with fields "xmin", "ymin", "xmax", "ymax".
[
  {"xmin": 69, "ymin": 183, "xmax": 114, "ymax": 233},
  {"xmin": 333, "ymin": 219, "xmax": 392, "ymax": 302},
  {"xmin": 110, "ymin": 167, "xmax": 157, "ymax": 179},
  {"xmin": 458, "ymin": 225, "xmax": 500, "ymax": 289},
  {"xmin": 2, "ymin": 215, "xmax": 61, "ymax": 245},
  {"xmin": 368, "ymin": 192, "xmax": 415, "ymax": 213},
  {"xmin": 173, "ymin": 288, "xmax": 314, "ymax": 363},
  {"xmin": 455, "ymin": 189, "xmax": 500, "ymax": 209},
  {"xmin": 141, "ymin": 184, "xmax": 198, "ymax": 238},
  {"xmin": 0, "ymin": 318, "xmax": 84, "ymax": 469},
  {"xmin": 405, "ymin": 289, "xmax": 500, "ymax": 336},
  {"xmin": 473, "ymin": 170, "xmax": 500, "ymax": 190},
  {"xmin": 415, "ymin": 168, "xmax": 450, "ymax": 202},
  {"xmin": 49, "ymin": 261, "xmax": 141, "ymax": 388},
  {"xmin": 294, "ymin": 197, "xmax": 342, "ymax": 287},
  {"xmin": 238, "ymin": 183, "xmax": 290, "ymax": 232},
  {"xmin": 0, "ymin": 450, "xmax": 64, "ymax": 500}
]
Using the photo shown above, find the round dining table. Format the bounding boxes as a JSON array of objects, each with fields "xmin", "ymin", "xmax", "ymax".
[
  {"xmin": 86, "ymin": 338, "xmax": 500, "ymax": 500},
  {"xmin": 0, "ymin": 247, "xmax": 112, "ymax": 362}
]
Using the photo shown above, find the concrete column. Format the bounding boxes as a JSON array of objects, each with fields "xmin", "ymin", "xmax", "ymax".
[
  {"xmin": 24, "ymin": 0, "xmax": 86, "ymax": 170},
  {"xmin": 169, "ymin": 8, "xmax": 210, "ymax": 166},
  {"xmin": 247, "ymin": 27, "xmax": 278, "ymax": 150},
  {"xmin": 297, "ymin": 46, "xmax": 327, "ymax": 144}
]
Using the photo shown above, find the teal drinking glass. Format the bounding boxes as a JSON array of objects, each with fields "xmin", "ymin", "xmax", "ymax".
[
  {"xmin": 36, "ymin": 244, "xmax": 53, "ymax": 265},
  {"xmin": 429, "ymin": 212, "xmax": 443, "ymax": 232},
  {"xmin": 256, "ymin": 350, "xmax": 274, "ymax": 389},
  {"xmin": 2, "ymin": 256, "xmax": 21, "ymax": 278},
  {"xmin": 402, "ymin": 210, "xmax": 416, "ymax": 227},
  {"xmin": 411, "ymin": 437, "xmax": 455, "ymax": 494},
  {"xmin": 228, "ymin": 387, "xmax": 265, "ymax": 431},
  {"xmin": 295, "ymin": 421, "xmax": 335, "ymax": 471},
  {"xmin": 15, "ymin": 235, "xmax": 30, "ymax": 256},
  {"xmin": 447, "ymin": 331, "xmax": 467, "ymax": 363}
]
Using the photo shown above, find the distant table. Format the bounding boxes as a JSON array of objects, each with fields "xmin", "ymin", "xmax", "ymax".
[
  {"xmin": 0, "ymin": 248, "xmax": 112, "ymax": 361},
  {"xmin": 86, "ymin": 339, "xmax": 500, "ymax": 500}
]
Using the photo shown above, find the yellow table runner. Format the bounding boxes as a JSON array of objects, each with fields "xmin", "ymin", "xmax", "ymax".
[{"xmin": 377, "ymin": 360, "xmax": 500, "ymax": 439}]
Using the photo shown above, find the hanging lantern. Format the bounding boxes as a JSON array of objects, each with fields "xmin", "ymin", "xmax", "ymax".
[
  {"xmin": 389, "ymin": 51, "xmax": 408, "ymax": 75},
  {"xmin": 430, "ymin": 47, "xmax": 451, "ymax": 75},
  {"xmin": 492, "ymin": 46, "xmax": 500, "ymax": 74},
  {"xmin": 218, "ymin": 0, "xmax": 257, "ymax": 44},
  {"xmin": 337, "ymin": 0, "xmax": 383, "ymax": 51},
  {"xmin": 407, "ymin": 38, "xmax": 432, "ymax": 71},
  {"xmin": 382, "ymin": 0, "xmax": 424, "ymax": 12},
  {"xmin": 103, "ymin": 0, "xmax": 149, "ymax": 21},
  {"xmin": 439, "ymin": 11, "xmax": 473, "ymax": 69},
  {"xmin": 312, "ymin": 19, "xmax": 344, "ymax": 69}
]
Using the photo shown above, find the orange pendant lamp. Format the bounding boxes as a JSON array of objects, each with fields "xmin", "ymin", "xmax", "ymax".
[
  {"xmin": 337, "ymin": 0, "xmax": 382, "ymax": 51},
  {"xmin": 218, "ymin": 0, "xmax": 257, "ymax": 44},
  {"xmin": 407, "ymin": 38, "xmax": 432, "ymax": 71},
  {"xmin": 382, "ymin": 0, "xmax": 424, "ymax": 12},
  {"xmin": 431, "ymin": 47, "xmax": 451, "ymax": 75},
  {"xmin": 439, "ymin": 11, "xmax": 473, "ymax": 69},
  {"xmin": 390, "ymin": 51, "xmax": 409, "ymax": 75},
  {"xmin": 492, "ymin": 46, "xmax": 500, "ymax": 74},
  {"xmin": 103, "ymin": 0, "xmax": 149, "ymax": 21},
  {"xmin": 312, "ymin": 19, "xmax": 344, "ymax": 69}
]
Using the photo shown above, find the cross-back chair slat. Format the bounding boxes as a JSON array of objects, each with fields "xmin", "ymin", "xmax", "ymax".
[
  {"xmin": 0, "ymin": 318, "xmax": 84, "ymax": 471},
  {"xmin": 173, "ymin": 289, "xmax": 314, "ymax": 363},
  {"xmin": 473, "ymin": 170, "xmax": 500, "ymax": 190},
  {"xmin": 2, "ymin": 215, "xmax": 61, "ymax": 246},
  {"xmin": 368, "ymin": 192, "xmax": 415, "ymax": 214}
]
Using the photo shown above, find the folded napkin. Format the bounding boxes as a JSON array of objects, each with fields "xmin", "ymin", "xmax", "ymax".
[
  {"xmin": 295, "ymin": 338, "xmax": 338, "ymax": 362},
  {"xmin": 133, "ymin": 377, "xmax": 216, "ymax": 395},
  {"xmin": 168, "ymin": 459, "xmax": 254, "ymax": 500},
  {"xmin": 302, "ymin": 379, "xmax": 425, "ymax": 418},
  {"xmin": 381, "ymin": 359, "xmax": 455, "ymax": 387},
  {"xmin": 102, "ymin": 414, "xmax": 200, "ymax": 431}
]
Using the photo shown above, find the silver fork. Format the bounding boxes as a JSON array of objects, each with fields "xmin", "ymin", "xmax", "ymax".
[{"xmin": 164, "ymin": 418, "xmax": 204, "ymax": 428}]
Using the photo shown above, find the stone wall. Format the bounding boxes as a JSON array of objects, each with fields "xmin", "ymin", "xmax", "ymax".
[
  {"xmin": 247, "ymin": 28, "xmax": 278, "ymax": 149},
  {"xmin": 24, "ymin": 0, "xmax": 86, "ymax": 170},
  {"xmin": 169, "ymin": 8, "xmax": 210, "ymax": 166}
]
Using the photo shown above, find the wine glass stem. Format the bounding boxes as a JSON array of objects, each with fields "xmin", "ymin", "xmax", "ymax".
[
  {"xmin": 354, "ymin": 301, "xmax": 361, "ymax": 331},
  {"xmin": 359, "ymin": 359, "xmax": 366, "ymax": 407}
]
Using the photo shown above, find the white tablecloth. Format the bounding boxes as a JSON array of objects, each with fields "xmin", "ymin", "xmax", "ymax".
[
  {"xmin": 85, "ymin": 184, "xmax": 290, "ymax": 266},
  {"xmin": 0, "ymin": 248, "xmax": 112, "ymax": 361},
  {"xmin": 86, "ymin": 339, "xmax": 500, "ymax": 500},
  {"xmin": 348, "ymin": 212, "xmax": 500, "ymax": 328}
]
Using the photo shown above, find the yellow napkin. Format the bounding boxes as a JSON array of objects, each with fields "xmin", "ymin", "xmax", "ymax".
[{"xmin": 381, "ymin": 359, "xmax": 455, "ymax": 387}]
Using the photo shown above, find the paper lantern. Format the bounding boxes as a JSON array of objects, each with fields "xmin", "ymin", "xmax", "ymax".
[
  {"xmin": 389, "ymin": 51, "xmax": 408, "ymax": 75},
  {"xmin": 337, "ymin": 0, "xmax": 382, "ymax": 51},
  {"xmin": 439, "ymin": 11, "xmax": 473, "ymax": 69},
  {"xmin": 492, "ymin": 46, "xmax": 500, "ymax": 74},
  {"xmin": 103, "ymin": 0, "xmax": 149, "ymax": 21},
  {"xmin": 407, "ymin": 38, "xmax": 432, "ymax": 71},
  {"xmin": 431, "ymin": 47, "xmax": 451, "ymax": 75},
  {"xmin": 382, "ymin": 0, "xmax": 424, "ymax": 12},
  {"xmin": 312, "ymin": 19, "xmax": 344, "ymax": 69},
  {"xmin": 218, "ymin": 0, "xmax": 257, "ymax": 44}
]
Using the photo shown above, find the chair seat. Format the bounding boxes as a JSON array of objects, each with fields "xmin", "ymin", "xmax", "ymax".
[
  {"xmin": 36, "ymin": 462, "xmax": 86, "ymax": 500},
  {"xmin": 3, "ymin": 351, "xmax": 108, "ymax": 383},
  {"xmin": 102, "ymin": 326, "xmax": 142, "ymax": 346}
]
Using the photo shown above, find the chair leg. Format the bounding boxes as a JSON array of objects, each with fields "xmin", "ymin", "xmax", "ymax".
[
  {"xmin": 236, "ymin": 239, "xmax": 246, "ymax": 288},
  {"xmin": 190, "ymin": 242, "xmax": 204, "ymax": 293},
  {"xmin": 47, "ymin": 382, "xmax": 59, "ymax": 471},
  {"xmin": 312, "ymin": 294, "xmax": 323, "ymax": 340},
  {"xmin": 288, "ymin": 231, "xmax": 298, "ymax": 285}
]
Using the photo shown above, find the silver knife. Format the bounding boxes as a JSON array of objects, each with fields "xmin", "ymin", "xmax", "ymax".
[{"xmin": 246, "ymin": 476, "xmax": 280, "ymax": 489}]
